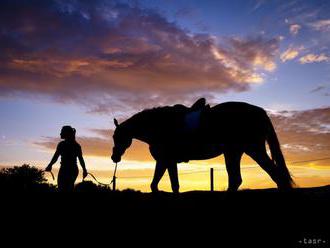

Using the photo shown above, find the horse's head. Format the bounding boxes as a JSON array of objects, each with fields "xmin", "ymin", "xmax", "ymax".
[{"xmin": 111, "ymin": 118, "xmax": 132, "ymax": 163}]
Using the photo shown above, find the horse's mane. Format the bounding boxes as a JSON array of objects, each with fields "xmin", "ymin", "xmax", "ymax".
[
  {"xmin": 132, "ymin": 106, "xmax": 174, "ymax": 120},
  {"xmin": 138, "ymin": 106, "xmax": 174, "ymax": 115},
  {"xmin": 122, "ymin": 105, "xmax": 185, "ymax": 128}
]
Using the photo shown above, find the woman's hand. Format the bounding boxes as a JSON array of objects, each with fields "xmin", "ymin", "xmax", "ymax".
[{"xmin": 83, "ymin": 169, "xmax": 88, "ymax": 179}]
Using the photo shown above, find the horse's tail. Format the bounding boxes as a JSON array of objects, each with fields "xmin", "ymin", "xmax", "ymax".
[{"xmin": 265, "ymin": 114, "xmax": 294, "ymax": 188}]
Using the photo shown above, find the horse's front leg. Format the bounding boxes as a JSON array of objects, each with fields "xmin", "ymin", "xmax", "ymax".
[
  {"xmin": 167, "ymin": 161, "xmax": 179, "ymax": 194},
  {"xmin": 150, "ymin": 160, "xmax": 167, "ymax": 193}
]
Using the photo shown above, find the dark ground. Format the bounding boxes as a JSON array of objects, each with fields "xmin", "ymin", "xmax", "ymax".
[{"xmin": 2, "ymin": 185, "xmax": 329, "ymax": 248}]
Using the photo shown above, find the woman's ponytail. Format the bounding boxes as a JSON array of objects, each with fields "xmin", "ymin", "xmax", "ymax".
[{"xmin": 72, "ymin": 128, "xmax": 76, "ymax": 140}]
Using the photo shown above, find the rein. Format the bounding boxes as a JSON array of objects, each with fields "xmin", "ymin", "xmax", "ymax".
[
  {"xmin": 44, "ymin": 170, "xmax": 55, "ymax": 181},
  {"xmin": 84, "ymin": 163, "xmax": 118, "ymax": 189},
  {"xmin": 43, "ymin": 163, "xmax": 119, "ymax": 190},
  {"xmin": 85, "ymin": 172, "xmax": 114, "ymax": 186}
]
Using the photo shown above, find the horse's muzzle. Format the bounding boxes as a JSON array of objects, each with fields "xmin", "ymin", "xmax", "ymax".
[{"xmin": 111, "ymin": 154, "xmax": 121, "ymax": 163}]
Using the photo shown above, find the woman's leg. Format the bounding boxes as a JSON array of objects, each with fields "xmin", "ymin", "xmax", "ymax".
[
  {"xmin": 68, "ymin": 166, "xmax": 79, "ymax": 191},
  {"xmin": 57, "ymin": 168, "xmax": 66, "ymax": 192},
  {"xmin": 57, "ymin": 166, "xmax": 78, "ymax": 192}
]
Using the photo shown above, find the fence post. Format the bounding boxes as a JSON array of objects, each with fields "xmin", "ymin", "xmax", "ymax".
[
  {"xmin": 210, "ymin": 168, "xmax": 214, "ymax": 192},
  {"xmin": 112, "ymin": 176, "xmax": 116, "ymax": 191}
]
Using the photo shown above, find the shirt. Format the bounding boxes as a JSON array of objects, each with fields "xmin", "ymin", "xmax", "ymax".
[{"xmin": 56, "ymin": 140, "xmax": 82, "ymax": 167}]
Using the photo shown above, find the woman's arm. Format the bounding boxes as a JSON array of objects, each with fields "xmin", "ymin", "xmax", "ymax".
[
  {"xmin": 45, "ymin": 148, "xmax": 60, "ymax": 171},
  {"xmin": 78, "ymin": 146, "xmax": 88, "ymax": 178}
]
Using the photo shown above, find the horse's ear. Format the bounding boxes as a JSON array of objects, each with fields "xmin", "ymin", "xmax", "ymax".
[{"xmin": 114, "ymin": 118, "xmax": 119, "ymax": 127}]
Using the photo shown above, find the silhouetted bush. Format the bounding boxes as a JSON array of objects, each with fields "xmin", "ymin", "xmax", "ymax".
[
  {"xmin": 0, "ymin": 164, "xmax": 56, "ymax": 192},
  {"xmin": 74, "ymin": 180, "xmax": 112, "ymax": 192},
  {"xmin": 120, "ymin": 188, "xmax": 142, "ymax": 196}
]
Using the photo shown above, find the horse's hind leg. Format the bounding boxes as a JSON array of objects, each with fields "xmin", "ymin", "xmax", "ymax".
[
  {"xmin": 245, "ymin": 145, "xmax": 280, "ymax": 187},
  {"xmin": 224, "ymin": 150, "xmax": 243, "ymax": 192},
  {"xmin": 167, "ymin": 161, "xmax": 179, "ymax": 193},
  {"xmin": 151, "ymin": 160, "xmax": 167, "ymax": 193}
]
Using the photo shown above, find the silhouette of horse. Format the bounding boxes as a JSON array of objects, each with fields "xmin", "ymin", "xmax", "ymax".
[{"xmin": 111, "ymin": 99, "xmax": 293, "ymax": 193}]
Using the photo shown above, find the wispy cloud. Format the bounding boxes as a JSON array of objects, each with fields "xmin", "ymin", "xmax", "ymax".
[
  {"xmin": 280, "ymin": 46, "xmax": 302, "ymax": 62},
  {"xmin": 310, "ymin": 85, "xmax": 326, "ymax": 93},
  {"xmin": 289, "ymin": 24, "xmax": 301, "ymax": 35},
  {"xmin": 252, "ymin": 0, "xmax": 267, "ymax": 11},
  {"xmin": 309, "ymin": 19, "xmax": 330, "ymax": 32},
  {"xmin": 299, "ymin": 53, "xmax": 329, "ymax": 64},
  {"xmin": 309, "ymin": 84, "xmax": 330, "ymax": 97}
]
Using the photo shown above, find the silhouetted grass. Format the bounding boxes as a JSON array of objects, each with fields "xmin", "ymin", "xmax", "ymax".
[{"xmin": 1, "ymin": 165, "xmax": 328, "ymax": 248}]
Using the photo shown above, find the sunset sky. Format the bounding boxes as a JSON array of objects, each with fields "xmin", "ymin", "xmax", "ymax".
[{"xmin": 0, "ymin": 0, "xmax": 329, "ymax": 192}]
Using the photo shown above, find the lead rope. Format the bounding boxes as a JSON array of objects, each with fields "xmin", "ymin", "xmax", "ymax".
[
  {"xmin": 43, "ymin": 163, "xmax": 119, "ymax": 190},
  {"xmin": 44, "ymin": 170, "xmax": 55, "ymax": 181},
  {"xmin": 84, "ymin": 162, "xmax": 118, "ymax": 190},
  {"xmin": 86, "ymin": 173, "xmax": 112, "ymax": 187}
]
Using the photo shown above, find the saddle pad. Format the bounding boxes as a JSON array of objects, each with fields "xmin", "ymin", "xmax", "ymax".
[{"xmin": 184, "ymin": 109, "xmax": 201, "ymax": 131}]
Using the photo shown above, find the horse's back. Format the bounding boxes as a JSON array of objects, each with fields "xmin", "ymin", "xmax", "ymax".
[
  {"xmin": 212, "ymin": 101, "xmax": 264, "ymax": 113},
  {"xmin": 205, "ymin": 102, "xmax": 268, "ymax": 143},
  {"xmin": 211, "ymin": 101, "xmax": 266, "ymax": 120}
]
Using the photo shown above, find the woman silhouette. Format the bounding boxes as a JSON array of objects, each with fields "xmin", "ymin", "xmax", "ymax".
[{"xmin": 45, "ymin": 126, "xmax": 88, "ymax": 192}]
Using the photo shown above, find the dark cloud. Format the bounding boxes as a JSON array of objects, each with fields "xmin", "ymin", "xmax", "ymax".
[
  {"xmin": 0, "ymin": 0, "xmax": 279, "ymax": 113},
  {"xmin": 35, "ymin": 136, "xmax": 112, "ymax": 157},
  {"xmin": 36, "ymin": 128, "xmax": 152, "ymax": 161},
  {"xmin": 310, "ymin": 85, "xmax": 326, "ymax": 93}
]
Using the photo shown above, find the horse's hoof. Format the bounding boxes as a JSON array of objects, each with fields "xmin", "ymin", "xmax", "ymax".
[
  {"xmin": 227, "ymin": 187, "xmax": 239, "ymax": 193},
  {"xmin": 151, "ymin": 185, "xmax": 159, "ymax": 193}
]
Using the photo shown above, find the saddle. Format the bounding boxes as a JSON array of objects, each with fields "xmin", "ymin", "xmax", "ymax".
[
  {"xmin": 170, "ymin": 98, "xmax": 210, "ymax": 137},
  {"xmin": 167, "ymin": 98, "xmax": 210, "ymax": 163},
  {"xmin": 184, "ymin": 98, "xmax": 210, "ymax": 132}
]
